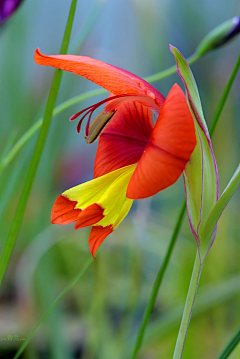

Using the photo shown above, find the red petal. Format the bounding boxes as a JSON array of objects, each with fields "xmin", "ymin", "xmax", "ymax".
[
  {"xmin": 127, "ymin": 84, "xmax": 197, "ymax": 199},
  {"xmin": 94, "ymin": 102, "xmax": 154, "ymax": 177},
  {"xmin": 34, "ymin": 48, "xmax": 164, "ymax": 107},
  {"xmin": 75, "ymin": 203, "xmax": 104, "ymax": 229},
  {"xmin": 51, "ymin": 195, "xmax": 81, "ymax": 225},
  {"xmin": 89, "ymin": 225, "xmax": 113, "ymax": 258}
]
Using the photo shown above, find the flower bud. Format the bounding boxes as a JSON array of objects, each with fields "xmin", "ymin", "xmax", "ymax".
[{"xmin": 195, "ymin": 17, "xmax": 240, "ymax": 57}]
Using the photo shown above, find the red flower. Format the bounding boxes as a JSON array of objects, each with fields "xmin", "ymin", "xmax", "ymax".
[{"xmin": 35, "ymin": 49, "xmax": 197, "ymax": 257}]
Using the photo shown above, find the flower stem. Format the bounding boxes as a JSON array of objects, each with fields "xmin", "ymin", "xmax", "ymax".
[
  {"xmin": 144, "ymin": 53, "xmax": 200, "ymax": 83},
  {"xmin": 217, "ymin": 326, "xmax": 240, "ymax": 359},
  {"xmin": 173, "ymin": 252, "xmax": 202, "ymax": 359},
  {"xmin": 209, "ymin": 54, "xmax": 240, "ymax": 136},
  {"xmin": 131, "ymin": 200, "xmax": 186, "ymax": 359},
  {"xmin": 0, "ymin": 0, "xmax": 78, "ymax": 289}
]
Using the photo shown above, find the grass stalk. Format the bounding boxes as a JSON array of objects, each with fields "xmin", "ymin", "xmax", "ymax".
[{"xmin": 0, "ymin": 0, "xmax": 78, "ymax": 289}]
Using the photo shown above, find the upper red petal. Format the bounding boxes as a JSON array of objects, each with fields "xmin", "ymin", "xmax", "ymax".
[
  {"xmin": 89, "ymin": 225, "xmax": 113, "ymax": 259},
  {"xmin": 75, "ymin": 203, "xmax": 104, "ymax": 230},
  {"xmin": 127, "ymin": 83, "xmax": 197, "ymax": 199},
  {"xmin": 94, "ymin": 102, "xmax": 154, "ymax": 178},
  {"xmin": 51, "ymin": 195, "xmax": 81, "ymax": 225},
  {"xmin": 34, "ymin": 48, "xmax": 165, "ymax": 106}
]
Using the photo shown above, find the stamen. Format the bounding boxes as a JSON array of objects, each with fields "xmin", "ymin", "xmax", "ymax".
[
  {"xmin": 76, "ymin": 109, "xmax": 95, "ymax": 133},
  {"xmin": 70, "ymin": 94, "xmax": 136, "ymax": 135},
  {"xmin": 69, "ymin": 111, "xmax": 82, "ymax": 122},
  {"xmin": 84, "ymin": 110, "xmax": 116, "ymax": 144},
  {"xmin": 76, "ymin": 117, "xmax": 84, "ymax": 133}
]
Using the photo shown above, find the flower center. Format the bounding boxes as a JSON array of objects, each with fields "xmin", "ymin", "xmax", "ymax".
[{"xmin": 69, "ymin": 93, "xmax": 161, "ymax": 141}]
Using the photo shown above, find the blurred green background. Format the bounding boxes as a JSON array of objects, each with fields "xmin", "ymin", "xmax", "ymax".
[{"xmin": 0, "ymin": 0, "xmax": 239, "ymax": 358}]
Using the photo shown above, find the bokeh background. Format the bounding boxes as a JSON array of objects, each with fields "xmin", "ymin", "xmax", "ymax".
[{"xmin": 0, "ymin": 0, "xmax": 239, "ymax": 358}]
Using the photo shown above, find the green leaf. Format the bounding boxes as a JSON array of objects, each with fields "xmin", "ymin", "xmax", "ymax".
[
  {"xmin": 0, "ymin": 0, "xmax": 78, "ymax": 290},
  {"xmin": 170, "ymin": 46, "xmax": 219, "ymax": 259},
  {"xmin": 202, "ymin": 164, "xmax": 240, "ymax": 244}
]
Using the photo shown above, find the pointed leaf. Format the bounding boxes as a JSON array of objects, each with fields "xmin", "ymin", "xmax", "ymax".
[
  {"xmin": 202, "ymin": 164, "xmax": 240, "ymax": 244},
  {"xmin": 170, "ymin": 46, "xmax": 219, "ymax": 258}
]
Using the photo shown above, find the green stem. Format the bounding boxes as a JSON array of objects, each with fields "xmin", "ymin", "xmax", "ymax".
[
  {"xmin": 144, "ymin": 53, "xmax": 200, "ymax": 83},
  {"xmin": 173, "ymin": 252, "xmax": 202, "ymax": 359},
  {"xmin": 13, "ymin": 256, "xmax": 93, "ymax": 359},
  {"xmin": 0, "ymin": 0, "xmax": 78, "ymax": 289},
  {"xmin": 131, "ymin": 201, "xmax": 186, "ymax": 359},
  {"xmin": 0, "ymin": 53, "xmax": 200, "ymax": 174},
  {"xmin": 209, "ymin": 54, "xmax": 240, "ymax": 136},
  {"xmin": 142, "ymin": 273, "xmax": 240, "ymax": 347},
  {"xmin": 172, "ymin": 53, "xmax": 240, "ymax": 358},
  {"xmin": 130, "ymin": 53, "xmax": 240, "ymax": 358},
  {"xmin": 217, "ymin": 326, "xmax": 240, "ymax": 359},
  {"xmin": 202, "ymin": 164, "xmax": 240, "ymax": 245},
  {"xmin": 0, "ymin": 128, "xmax": 18, "ymax": 168}
]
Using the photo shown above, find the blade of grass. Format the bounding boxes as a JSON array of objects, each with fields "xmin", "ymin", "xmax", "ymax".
[
  {"xmin": 130, "ymin": 53, "xmax": 240, "ymax": 359},
  {"xmin": 13, "ymin": 256, "xmax": 93, "ymax": 359},
  {"xmin": 0, "ymin": 148, "xmax": 30, "ymax": 220},
  {"xmin": 217, "ymin": 326, "xmax": 240, "ymax": 359},
  {"xmin": 0, "ymin": 0, "xmax": 78, "ymax": 289},
  {"xmin": 0, "ymin": 128, "xmax": 18, "ymax": 167},
  {"xmin": 209, "ymin": 54, "xmax": 240, "ymax": 135}
]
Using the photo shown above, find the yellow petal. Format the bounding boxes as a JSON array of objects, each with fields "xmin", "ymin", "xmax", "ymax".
[
  {"xmin": 96, "ymin": 165, "xmax": 136, "ymax": 227},
  {"xmin": 63, "ymin": 163, "xmax": 136, "ymax": 212}
]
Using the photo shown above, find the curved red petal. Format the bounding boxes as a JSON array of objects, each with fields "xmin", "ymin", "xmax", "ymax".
[
  {"xmin": 51, "ymin": 195, "xmax": 82, "ymax": 225},
  {"xmin": 34, "ymin": 48, "xmax": 165, "ymax": 106},
  {"xmin": 127, "ymin": 84, "xmax": 197, "ymax": 199},
  {"xmin": 75, "ymin": 203, "xmax": 104, "ymax": 230},
  {"xmin": 89, "ymin": 225, "xmax": 113, "ymax": 258},
  {"xmin": 94, "ymin": 102, "xmax": 154, "ymax": 177}
]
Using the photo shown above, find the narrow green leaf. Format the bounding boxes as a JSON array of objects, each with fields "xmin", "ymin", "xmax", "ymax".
[
  {"xmin": 0, "ymin": 0, "xmax": 78, "ymax": 289},
  {"xmin": 217, "ymin": 326, "xmax": 240, "ymax": 359},
  {"xmin": 209, "ymin": 54, "xmax": 240, "ymax": 136},
  {"xmin": 202, "ymin": 164, "xmax": 240, "ymax": 243}
]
